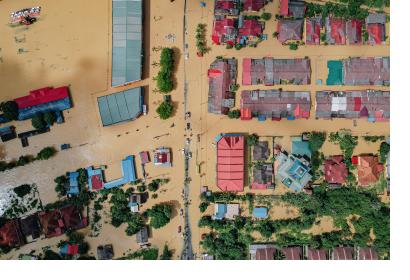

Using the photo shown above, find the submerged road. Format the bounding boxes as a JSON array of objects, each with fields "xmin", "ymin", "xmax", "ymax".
[{"xmin": 180, "ymin": 0, "xmax": 194, "ymax": 260}]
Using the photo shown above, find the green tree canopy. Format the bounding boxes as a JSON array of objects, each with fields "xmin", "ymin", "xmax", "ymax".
[
  {"xmin": 156, "ymin": 101, "xmax": 174, "ymax": 120},
  {"xmin": 0, "ymin": 101, "xmax": 19, "ymax": 120},
  {"xmin": 147, "ymin": 203, "xmax": 173, "ymax": 229},
  {"xmin": 31, "ymin": 114, "xmax": 46, "ymax": 130},
  {"xmin": 43, "ymin": 112, "xmax": 56, "ymax": 126}
]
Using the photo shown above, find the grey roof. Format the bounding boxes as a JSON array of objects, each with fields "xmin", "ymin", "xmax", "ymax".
[
  {"xmin": 342, "ymin": 57, "xmax": 390, "ymax": 86},
  {"xmin": 253, "ymin": 164, "xmax": 273, "ymax": 185},
  {"xmin": 97, "ymin": 245, "xmax": 114, "ymax": 260},
  {"xmin": 366, "ymin": 13, "xmax": 386, "ymax": 24},
  {"xmin": 112, "ymin": 0, "xmax": 143, "ymax": 87},
  {"xmin": 277, "ymin": 19, "xmax": 303, "ymax": 43},
  {"xmin": 136, "ymin": 226, "xmax": 149, "ymax": 244},
  {"xmin": 253, "ymin": 141, "xmax": 270, "ymax": 161},
  {"xmin": 98, "ymin": 87, "xmax": 144, "ymax": 126},
  {"xmin": 315, "ymin": 90, "xmax": 390, "ymax": 121},
  {"xmin": 276, "ymin": 153, "xmax": 312, "ymax": 191}
]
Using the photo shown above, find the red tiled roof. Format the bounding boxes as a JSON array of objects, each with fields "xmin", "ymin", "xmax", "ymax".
[
  {"xmin": 358, "ymin": 247, "xmax": 378, "ymax": 260},
  {"xmin": 0, "ymin": 220, "xmax": 24, "ymax": 248},
  {"xmin": 281, "ymin": 247, "xmax": 302, "ymax": 260},
  {"xmin": 306, "ymin": 18, "xmax": 321, "ymax": 45},
  {"xmin": 277, "ymin": 19, "xmax": 303, "ymax": 43},
  {"xmin": 91, "ymin": 174, "xmax": 104, "ymax": 190},
  {"xmin": 14, "ymin": 86, "xmax": 69, "ymax": 109},
  {"xmin": 217, "ymin": 135, "xmax": 245, "ymax": 192},
  {"xmin": 38, "ymin": 210, "xmax": 64, "ymax": 238},
  {"xmin": 243, "ymin": 0, "xmax": 267, "ymax": 11},
  {"xmin": 212, "ymin": 18, "xmax": 236, "ymax": 45},
  {"xmin": 324, "ymin": 156, "xmax": 348, "ymax": 184},
  {"xmin": 357, "ymin": 155, "xmax": 384, "ymax": 186},
  {"xmin": 280, "ymin": 0, "xmax": 289, "ymax": 16},
  {"xmin": 67, "ymin": 244, "xmax": 79, "ymax": 255},
  {"xmin": 238, "ymin": 19, "xmax": 263, "ymax": 38},
  {"xmin": 367, "ymin": 23, "xmax": 385, "ymax": 45},
  {"xmin": 307, "ymin": 248, "xmax": 328, "ymax": 260},
  {"xmin": 215, "ymin": 0, "xmax": 235, "ymax": 10},
  {"xmin": 347, "ymin": 20, "xmax": 362, "ymax": 45},
  {"xmin": 256, "ymin": 247, "xmax": 276, "ymax": 260},
  {"xmin": 329, "ymin": 18, "xmax": 346, "ymax": 45},
  {"xmin": 60, "ymin": 205, "xmax": 86, "ymax": 231},
  {"xmin": 333, "ymin": 247, "xmax": 354, "ymax": 260}
]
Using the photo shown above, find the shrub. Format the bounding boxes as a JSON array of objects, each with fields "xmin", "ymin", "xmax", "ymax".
[
  {"xmin": 272, "ymin": 32, "xmax": 279, "ymax": 38},
  {"xmin": 36, "ymin": 147, "xmax": 57, "ymax": 160},
  {"xmin": 227, "ymin": 109, "xmax": 241, "ymax": 119},
  {"xmin": 137, "ymin": 185, "xmax": 146, "ymax": 192},
  {"xmin": 199, "ymin": 202, "xmax": 209, "ymax": 213},
  {"xmin": 289, "ymin": 42, "xmax": 298, "ymax": 50},
  {"xmin": 379, "ymin": 142, "xmax": 390, "ymax": 164},
  {"xmin": 156, "ymin": 101, "xmax": 174, "ymax": 120},
  {"xmin": 226, "ymin": 44, "xmax": 233, "ymax": 49},
  {"xmin": 31, "ymin": 114, "xmax": 46, "ymax": 130},
  {"xmin": 160, "ymin": 244, "xmax": 173, "ymax": 260},
  {"xmin": 148, "ymin": 180, "xmax": 160, "ymax": 192},
  {"xmin": 246, "ymin": 134, "xmax": 259, "ymax": 146},
  {"xmin": 0, "ymin": 101, "xmax": 19, "ymax": 120},
  {"xmin": 13, "ymin": 184, "xmax": 31, "ymax": 198},
  {"xmin": 261, "ymin": 12, "xmax": 272, "ymax": 21},
  {"xmin": 43, "ymin": 112, "xmax": 56, "ymax": 126},
  {"xmin": 156, "ymin": 48, "xmax": 175, "ymax": 93}
]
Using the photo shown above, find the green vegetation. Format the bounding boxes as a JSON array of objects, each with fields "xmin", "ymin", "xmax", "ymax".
[
  {"xmin": 0, "ymin": 146, "xmax": 57, "ymax": 172},
  {"xmin": 272, "ymin": 31, "xmax": 279, "ymax": 38},
  {"xmin": 308, "ymin": 132, "xmax": 326, "ymax": 180},
  {"xmin": 260, "ymin": 12, "xmax": 272, "ymax": 21},
  {"xmin": 43, "ymin": 112, "xmax": 56, "ymax": 126},
  {"xmin": 289, "ymin": 42, "xmax": 298, "ymax": 50},
  {"xmin": 363, "ymin": 135, "xmax": 385, "ymax": 143},
  {"xmin": 155, "ymin": 48, "xmax": 175, "ymax": 93},
  {"xmin": 196, "ymin": 23, "xmax": 208, "ymax": 56},
  {"xmin": 234, "ymin": 43, "xmax": 243, "ymax": 50},
  {"xmin": 230, "ymin": 84, "xmax": 240, "ymax": 92},
  {"xmin": 199, "ymin": 202, "xmax": 209, "ymax": 213},
  {"xmin": 226, "ymin": 44, "xmax": 233, "ymax": 49},
  {"xmin": 379, "ymin": 141, "xmax": 390, "ymax": 164},
  {"xmin": 13, "ymin": 184, "xmax": 31, "ymax": 198},
  {"xmin": 305, "ymin": 1, "xmax": 370, "ymax": 20},
  {"xmin": 118, "ymin": 248, "xmax": 159, "ymax": 260},
  {"xmin": 246, "ymin": 134, "xmax": 259, "ymax": 146},
  {"xmin": 156, "ymin": 100, "xmax": 174, "ymax": 120},
  {"xmin": 160, "ymin": 244, "xmax": 173, "ymax": 260},
  {"xmin": 329, "ymin": 129, "xmax": 358, "ymax": 169},
  {"xmin": 147, "ymin": 178, "xmax": 168, "ymax": 192},
  {"xmin": 227, "ymin": 109, "xmax": 241, "ymax": 119},
  {"xmin": 0, "ymin": 101, "xmax": 19, "ymax": 120},
  {"xmin": 31, "ymin": 114, "xmax": 46, "ymax": 130},
  {"xmin": 146, "ymin": 203, "xmax": 173, "ymax": 229}
]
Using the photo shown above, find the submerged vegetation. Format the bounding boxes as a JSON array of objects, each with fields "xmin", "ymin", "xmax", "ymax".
[{"xmin": 0, "ymin": 147, "xmax": 57, "ymax": 172}]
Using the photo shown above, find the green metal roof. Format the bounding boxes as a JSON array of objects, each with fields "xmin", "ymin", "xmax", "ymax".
[
  {"xmin": 97, "ymin": 87, "xmax": 143, "ymax": 126},
  {"xmin": 326, "ymin": 60, "xmax": 344, "ymax": 85},
  {"xmin": 112, "ymin": 0, "xmax": 143, "ymax": 87}
]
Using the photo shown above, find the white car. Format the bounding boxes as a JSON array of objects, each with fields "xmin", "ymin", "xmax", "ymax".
[{"xmin": 143, "ymin": 105, "xmax": 147, "ymax": 115}]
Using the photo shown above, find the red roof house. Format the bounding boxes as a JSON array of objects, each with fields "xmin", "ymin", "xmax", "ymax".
[
  {"xmin": 212, "ymin": 18, "xmax": 237, "ymax": 45},
  {"xmin": 277, "ymin": 19, "xmax": 303, "ymax": 43},
  {"xmin": 60, "ymin": 205, "xmax": 87, "ymax": 231},
  {"xmin": 333, "ymin": 247, "xmax": 354, "ymax": 260},
  {"xmin": 305, "ymin": 17, "xmax": 321, "ymax": 45},
  {"xmin": 307, "ymin": 248, "xmax": 328, "ymax": 260},
  {"xmin": 367, "ymin": 24, "xmax": 385, "ymax": 45},
  {"xmin": 358, "ymin": 247, "xmax": 378, "ymax": 260},
  {"xmin": 357, "ymin": 155, "xmax": 384, "ymax": 187},
  {"xmin": 217, "ymin": 134, "xmax": 245, "ymax": 192},
  {"xmin": 243, "ymin": 0, "xmax": 267, "ymax": 12},
  {"xmin": 14, "ymin": 86, "xmax": 69, "ymax": 109},
  {"xmin": 325, "ymin": 17, "xmax": 346, "ymax": 45},
  {"xmin": 237, "ymin": 19, "xmax": 263, "ymax": 39},
  {"xmin": 347, "ymin": 19, "xmax": 362, "ymax": 45},
  {"xmin": 324, "ymin": 156, "xmax": 348, "ymax": 185},
  {"xmin": 38, "ymin": 210, "xmax": 65, "ymax": 238},
  {"xmin": 281, "ymin": 247, "xmax": 302, "ymax": 260},
  {"xmin": 0, "ymin": 220, "xmax": 25, "ymax": 248}
]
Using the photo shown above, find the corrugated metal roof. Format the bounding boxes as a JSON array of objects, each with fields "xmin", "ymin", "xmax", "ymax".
[
  {"xmin": 97, "ymin": 87, "xmax": 143, "ymax": 126},
  {"xmin": 112, "ymin": 0, "xmax": 143, "ymax": 87}
]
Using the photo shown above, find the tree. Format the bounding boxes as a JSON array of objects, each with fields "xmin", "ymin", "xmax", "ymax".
[
  {"xmin": 13, "ymin": 184, "xmax": 31, "ymax": 198},
  {"xmin": 0, "ymin": 101, "xmax": 19, "ymax": 120},
  {"xmin": 36, "ymin": 147, "xmax": 57, "ymax": 160},
  {"xmin": 42, "ymin": 250, "xmax": 62, "ymax": 260},
  {"xmin": 272, "ymin": 32, "xmax": 279, "ymax": 38},
  {"xmin": 125, "ymin": 214, "xmax": 145, "ymax": 236},
  {"xmin": 227, "ymin": 109, "xmax": 241, "ymax": 119},
  {"xmin": 226, "ymin": 44, "xmax": 233, "ymax": 49},
  {"xmin": 379, "ymin": 141, "xmax": 390, "ymax": 164},
  {"xmin": 148, "ymin": 180, "xmax": 160, "ymax": 192},
  {"xmin": 43, "ymin": 112, "xmax": 56, "ymax": 126},
  {"xmin": 246, "ymin": 134, "xmax": 259, "ymax": 146},
  {"xmin": 289, "ymin": 42, "xmax": 299, "ymax": 50},
  {"xmin": 199, "ymin": 202, "xmax": 209, "ymax": 213},
  {"xmin": 160, "ymin": 244, "xmax": 173, "ymax": 260},
  {"xmin": 260, "ymin": 12, "xmax": 272, "ymax": 21},
  {"xmin": 31, "ymin": 114, "xmax": 46, "ymax": 130},
  {"xmin": 147, "ymin": 204, "xmax": 173, "ymax": 229},
  {"xmin": 156, "ymin": 101, "xmax": 174, "ymax": 120}
]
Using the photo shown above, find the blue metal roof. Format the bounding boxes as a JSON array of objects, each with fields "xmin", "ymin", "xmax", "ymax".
[
  {"xmin": 104, "ymin": 155, "xmax": 137, "ymax": 189},
  {"xmin": 97, "ymin": 87, "xmax": 143, "ymax": 126},
  {"xmin": 292, "ymin": 137, "xmax": 312, "ymax": 158},
  {"xmin": 68, "ymin": 172, "xmax": 80, "ymax": 195},
  {"xmin": 252, "ymin": 207, "xmax": 268, "ymax": 219},
  {"xmin": 112, "ymin": 0, "xmax": 143, "ymax": 86}
]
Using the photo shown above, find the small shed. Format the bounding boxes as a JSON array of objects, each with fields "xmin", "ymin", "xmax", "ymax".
[{"xmin": 136, "ymin": 226, "xmax": 149, "ymax": 244}]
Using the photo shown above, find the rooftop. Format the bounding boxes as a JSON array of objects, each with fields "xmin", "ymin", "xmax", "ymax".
[
  {"xmin": 324, "ymin": 156, "xmax": 348, "ymax": 185},
  {"xmin": 356, "ymin": 155, "xmax": 384, "ymax": 186},
  {"xmin": 276, "ymin": 153, "xmax": 312, "ymax": 192},
  {"xmin": 277, "ymin": 19, "xmax": 303, "ymax": 43}
]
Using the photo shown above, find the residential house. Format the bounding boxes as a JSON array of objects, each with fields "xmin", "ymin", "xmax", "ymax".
[
  {"xmin": 307, "ymin": 247, "xmax": 328, "ymax": 260},
  {"xmin": 240, "ymin": 90, "xmax": 311, "ymax": 121},
  {"xmin": 242, "ymin": 0, "xmax": 268, "ymax": 12},
  {"xmin": 342, "ymin": 57, "xmax": 390, "ymax": 86},
  {"xmin": 325, "ymin": 17, "xmax": 346, "ymax": 45},
  {"xmin": 208, "ymin": 58, "xmax": 237, "ymax": 115},
  {"xmin": 213, "ymin": 203, "xmax": 240, "ymax": 220},
  {"xmin": 38, "ymin": 210, "xmax": 65, "ymax": 238},
  {"xmin": 315, "ymin": 90, "xmax": 390, "ymax": 122},
  {"xmin": 129, "ymin": 193, "xmax": 142, "ymax": 213},
  {"xmin": 366, "ymin": 13, "xmax": 386, "ymax": 45},
  {"xmin": 252, "ymin": 164, "xmax": 274, "ymax": 189},
  {"xmin": 291, "ymin": 136, "xmax": 312, "ymax": 158},
  {"xmin": 324, "ymin": 156, "xmax": 348, "ymax": 185},
  {"xmin": 277, "ymin": 19, "xmax": 304, "ymax": 43},
  {"xmin": 86, "ymin": 167, "xmax": 104, "ymax": 191},
  {"xmin": 354, "ymin": 155, "xmax": 384, "ymax": 187},
  {"xmin": 357, "ymin": 247, "xmax": 378, "ymax": 260},
  {"xmin": 19, "ymin": 214, "xmax": 42, "ymax": 243},
  {"xmin": 60, "ymin": 205, "xmax": 87, "ymax": 231},
  {"xmin": 252, "ymin": 141, "xmax": 270, "ymax": 161},
  {"xmin": 237, "ymin": 17, "xmax": 264, "ymax": 45},
  {"xmin": 249, "ymin": 244, "xmax": 276, "ymax": 260},
  {"xmin": 305, "ymin": 16, "xmax": 322, "ymax": 45},
  {"xmin": 346, "ymin": 19, "xmax": 363, "ymax": 45},
  {"xmin": 97, "ymin": 244, "xmax": 114, "ymax": 260},
  {"xmin": 281, "ymin": 247, "xmax": 303, "ymax": 260},
  {"xmin": 103, "ymin": 155, "xmax": 137, "ymax": 189},
  {"xmin": 66, "ymin": 171, "xmax": 80, "ymax": 196},
  {"xmin": 154, "ymin": 147, "xmax": 172, "ymax": 167},
  {"xmin": 332, "ymin": 246, "xmax": 355, "ymax": 260},
  {"xmin": 276, "ymin": 152, "xmax": 312, "ymax": 192},
  {"xmin": 280, "ymin": 0, "xmax": 306, "ymax": 19},
  {"xmin": 212, "ymin": 18, "xmax": 237, "ymax": 45},
  {"xmin": 242, "ymin": 58, "xmax": 311, "ymax": 86},
  {"xmin": 136, "ymin": 226, "xmax": 149, "ymax": 245},
  {"xmin": 214, "ymin": 0, "xmax": 240, "ymax": 16},
  {"xmin": 0, "ymin": 220, "xmax": 25, "ymax": 248},
  {"xmin": 216, "ymin": 134, "xmax": 245, "ymax": 192}
]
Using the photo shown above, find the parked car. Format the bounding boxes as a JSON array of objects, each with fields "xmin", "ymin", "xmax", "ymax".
[
  {"xmin": 143, "ymin": 105, "xmax": 147, "ymax": 115},
  {"xmin": 178, "ymin": 226, "xmax": 182, "ymax": 233}
]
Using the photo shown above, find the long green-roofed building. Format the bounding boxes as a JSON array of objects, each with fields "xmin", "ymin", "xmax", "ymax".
[
  {"xmin": 97, "ymin": 87, "xmax": 144, "ymax": 126},
  {"xmin": 112, "ymin": 0, "xmax": 143, "ymax": 87}
]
